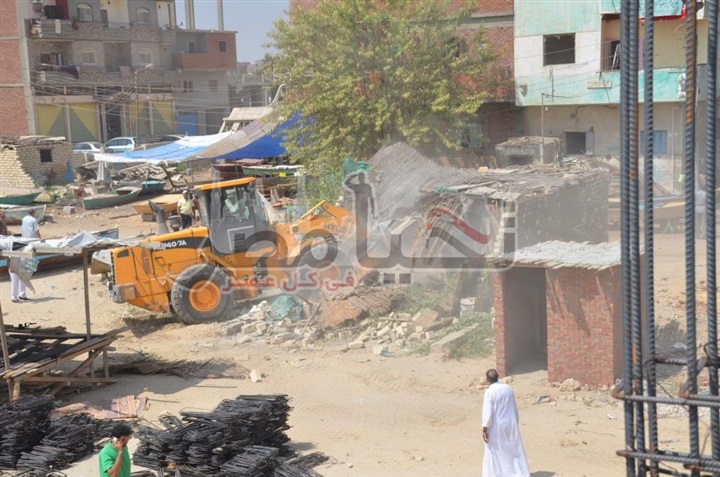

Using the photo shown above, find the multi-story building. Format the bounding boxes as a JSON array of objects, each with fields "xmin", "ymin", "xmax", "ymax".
[
  {"xmin": 513, "ymin": 0, "xmax": 713, "ymax": 188},
  {"xmin": 0, "ymin": 0, "xmax": 236, "ymax": 142},
  {"xmin": 173, "ymin": 28, "xmax": 236, "ymax": 135}
]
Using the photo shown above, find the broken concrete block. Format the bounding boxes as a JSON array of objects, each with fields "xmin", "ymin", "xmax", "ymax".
[
  {"xmin": 460, "ymin": 297, "xmax": 476, "ymax": 317},
  {"xmin": 395, "ymin": 339, "xmax": 406, "ymax": 348},
  {"xmin": 217, "ymin": 318, "xmax": 246, "ymax": 336},
  {"xmin": 415, "ymin": 309, "xmax": 440, "ymax": 328},
  {"xmin": 377, "ymin": 325, "xmax": 392, "ymax": 337},
  {"xmin": 348, "ymin": 340, "xmax": 365, "ymax": 349},
  {"xmin": 373, "ymin": 345, "xmax": 388, "ymax": 356},
  {"xmin": 430, "ymin": 325, "xmax": 477, "ymax": 356},
  {"xmin": 255, "ymin": 322, "xmax": 268, "ymax": 333},
  {"xmin": 63, "ymin": 206, "xmax": 76, "ymax": 215},
  {"xmin": 559, "ymin": 378, "xmax": 582, "ymax": 392},
  {"xmin": 415, "ymin": 325, "xmax": 424, "ymax": 333},
  {"xmin": 337, "ymin": 330, "xmax": 354, "ymax": 340},
  {"xmin": 241, "ymin": 323, "xmax": 257, "ymax": 334},
  {"xmin": 250, "ymin": 369, "xmax": 262, "ymax": 383},
  {"xmin": 408, "ymin": 332, "xmax": 423, "ymax": 342},
  {"xmin": 236, "ymin": 335, "xmax": 253, "ymax": 345},
  {"xmin": 424, "ymin": 331, "xmax": 437, "ymax": 340}
]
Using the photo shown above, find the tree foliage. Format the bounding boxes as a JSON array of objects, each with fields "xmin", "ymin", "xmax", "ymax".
[{"xmin": 265, "ymin": 0, "xmax": 496, "ymax": 181}]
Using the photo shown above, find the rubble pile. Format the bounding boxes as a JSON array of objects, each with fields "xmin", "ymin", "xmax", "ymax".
[
  {"xmin": 132, "ymin": 394, "xmax": 328, "ymax": 476},
  {"xmin": 221, "ymin": 298, "xmax": 465, "ymax": 355},
  {"xmin": 0, "ymin": 396, "xmax": 115, "ymax": 471}
]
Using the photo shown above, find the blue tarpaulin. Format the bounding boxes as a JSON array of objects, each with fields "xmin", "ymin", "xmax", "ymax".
[{"xmin": 215, "ymin": 115, "xmax": 297, "ymax": 160}]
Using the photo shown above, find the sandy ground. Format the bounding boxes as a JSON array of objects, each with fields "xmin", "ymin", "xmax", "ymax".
[{"xmin": 0, "ymin": 201, "xmax": 715, "ymax": 477}]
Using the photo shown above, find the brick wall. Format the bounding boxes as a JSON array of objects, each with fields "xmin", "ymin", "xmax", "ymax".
[
  {"xmin": 545, "ymin": 267, "xmax": 622, "ymax": 386},
  {"xmin": 0, "ymin": 143, "xmax": 86, "ymax": 188},
  {"xmin": 0, "ymin": 1, "xmax": 30, "ymax": 137},
  {"xmin": 493, "ymin": 265, "xmax": 623, "ymax": 387}
]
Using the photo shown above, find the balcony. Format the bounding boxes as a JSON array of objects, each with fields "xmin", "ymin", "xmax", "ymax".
[
  {"xmin": 28, "ymin": 20, "xmax": 176, "ymax": 43},
  {"xmin": 173, "ymin": 52, "xmax": 236, "ymax": 71},
  {"xmin": 34, "ymin": 68, "xmax": 181, "ymax": 87}
]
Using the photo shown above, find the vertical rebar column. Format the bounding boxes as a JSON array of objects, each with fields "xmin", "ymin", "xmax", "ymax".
[
  {"xmin": 628, "ymin": 0, "xmax": 646, "ymax": 473},
  {"xmin": 705, "ymin": 0, "xmax": 720, "ymax": 471},
  {"xmin": 643, "ymin": 1, "xmax": 660, "ymax": 474},
  {"xmin": 683, "ymin": 1, "xmax": 700, "ymax": 475},
  {"xmin": 621, "ymin": 0, "xmax": 638, "ymax": 474}
]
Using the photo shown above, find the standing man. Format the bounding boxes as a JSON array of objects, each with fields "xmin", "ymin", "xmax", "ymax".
[
  {"xmin": 482, "ymin": 369, "xmax": 529, "ymax": 477},
  {"xmin": 9, "ymin": 210, "xmax": 40, "ymax": 303},
  {"xmin": 177, "ymin": 190, "xmax": 195, "ymax": 229},
  {"xmin": 98, "ymin": 422, "xmax": 133, "ymax": 477},
  {"xmin": 21, "ymin": 209, "xmax": 40, "ymax": 239}
]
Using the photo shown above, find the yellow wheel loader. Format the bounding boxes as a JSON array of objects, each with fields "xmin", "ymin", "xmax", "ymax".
[{"xmin": 98, "ymin": 177, "xmax": 354, "ymax": 324}]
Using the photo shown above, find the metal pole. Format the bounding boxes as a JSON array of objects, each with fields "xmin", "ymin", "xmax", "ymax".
[
  {"xmin": 135, "ymin": 71, "xmax": 139, "ymax": 139},
  {"xmin": 704, "ymin": 0, "xmax": 720, "ymax": 471},
  {"xmin": 643, "ymin": 1, "xmax": 660, "ymax": 473},
  {"xmin": 83, "ymin": 250, "xmax": 92, "ymax": 340},
  {"xmin": 540, "ymin": 93, "xmax": 545, "ymax": 164},
  {"xmin": 683, "ymin": 0, "xmax": 700, "ymax": 474},
  {"xmin": 0, "ymin": 297, "xmax": 12, "ymax": 396}
]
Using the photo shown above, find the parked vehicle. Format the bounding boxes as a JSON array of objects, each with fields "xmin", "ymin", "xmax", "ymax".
[
  {"xmin": 104, "ymin": 137, "xmax": 138, "ymax": 153},
  {"xmin": 72, "ymin": 142, "xmax": 102, "ymax": 153}
]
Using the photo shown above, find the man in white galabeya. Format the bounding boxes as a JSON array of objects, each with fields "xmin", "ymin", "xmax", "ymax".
[
  {"xmin": 9, "ymin": 209, "xmax": 41, "ymax": 303},
  {"xmin": 482, "ymin": 368, "xmax": 530, "ymax": 477}
]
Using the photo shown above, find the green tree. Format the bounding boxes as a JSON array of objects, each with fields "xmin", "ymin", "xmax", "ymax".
[{"xmin": 265, "ymin": 0, "xmax": 496, "ymax": 199}]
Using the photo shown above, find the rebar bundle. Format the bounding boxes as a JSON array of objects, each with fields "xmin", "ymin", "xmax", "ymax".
[
  {"xmin": 132, "ymin": 394, "xmax": 326, "ymax": 476},
  {"xmin": 0, "ymin": 396, "xmax": 54, "ymax": 468}
]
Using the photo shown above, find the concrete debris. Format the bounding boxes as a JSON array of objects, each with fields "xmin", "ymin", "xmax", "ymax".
[
  {"xmin": 249, "ymin": 369, "xmax": 262, "ymax": 383},
  {"xmin": 559, "ymin": 378, "xmax": 583, "ymax": 392}
]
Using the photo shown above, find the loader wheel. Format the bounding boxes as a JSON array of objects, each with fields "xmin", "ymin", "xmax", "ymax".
[{"xmin": 171, "ymin": 264, "xmax": 233, "ymax": 324}]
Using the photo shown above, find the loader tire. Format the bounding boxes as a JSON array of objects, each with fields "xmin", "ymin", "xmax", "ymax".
[{"xmin": 171, "ymin": 264, "xmax": 233, "ymax": 324}]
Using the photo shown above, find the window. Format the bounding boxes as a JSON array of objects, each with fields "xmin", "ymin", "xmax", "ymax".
[
  {"xmin": 40, "ymin": 52, "xmax": 64, "ymax": 65},
  {"xmin": 77, "ymin": 3, "xmax": 93, "ymax": 22},
  {"xmin": 218, "ymin": 40, "xmax": 227, "ymax": 53},
  {"xmin": 40, "ymin": 150, "xmax": 53, "ymax": 163},
  {"xmin": 188, "ymin": 42, "xmax": 196, "ymax": 53},
  {"xmin": 182, "ymin": 80, "xmax": 194, "ymax": 93},
  {"xmin": 565, "ymin": 131, "xmax": 594, "ymax": 155},
  {"xmin": 81, "ymin": 47, "xmax": 96, "ymax": 65},
  {"xmin": 640, "ymin": 130, "xmax": 669, "ymax": 155},
  {"xmin": 136, "ymin": 7, "xmax": 151, "ymax": 24},
  {"xmin": 138, "ymin": 49, "xmax": 152, "ymax": 65},
  {"xmin": 209, "ymin": 79, "xmax": 218, "ymax": 92},
  {"xmin": 447, "ymin": 38, "xmax": 468, "ymax": 59},
  {"xmin": 603, "ymin": 40, "xmax": 621, "ymax": 70},
  {"xmin": 544, "ymin": 34, "xmax": 575, "ymax": 65}
]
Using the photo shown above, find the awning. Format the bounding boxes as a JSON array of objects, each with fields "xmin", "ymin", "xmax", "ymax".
[{"xmin": 91, "ymin": 132, "xmax": 233, "ymax": 164}]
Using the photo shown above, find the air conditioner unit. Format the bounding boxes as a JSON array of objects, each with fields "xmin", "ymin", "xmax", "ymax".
[{"xmin": 30, "ymin": 0, "xmax": 44, "ymax": 4}]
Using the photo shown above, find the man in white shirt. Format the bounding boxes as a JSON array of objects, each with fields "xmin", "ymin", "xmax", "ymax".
[
  {"xmin": 10, "ymin": 210, "xmax": 40, "ymax": 303},
  {"xmin": 21, "ymin": 209, "xmax": 40, "ymax": 239},
  {"xmin": 482, "ymin": 368, "xmax": 530, "ymax": 477}
]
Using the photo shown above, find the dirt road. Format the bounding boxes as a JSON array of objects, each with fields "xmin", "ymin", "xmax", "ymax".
[{"xmin": 0, "ymin": 203, "xmax": 709, "ymax": 476}]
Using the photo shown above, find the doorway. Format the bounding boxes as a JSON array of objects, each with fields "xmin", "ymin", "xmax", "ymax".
[{"xmin": 503, "ymin": 267, "xmax": 548, "ymax": 373}]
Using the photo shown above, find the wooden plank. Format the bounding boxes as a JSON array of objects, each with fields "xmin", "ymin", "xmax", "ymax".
[{"xmin": 23, "ymin": 376, "xmax": 116, "ymax": 383}]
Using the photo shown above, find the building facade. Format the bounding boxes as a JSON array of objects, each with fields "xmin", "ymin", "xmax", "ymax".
[
  {"xmin": 0, "ymin": 0, "xmax": 236, "ymax": 142},
  {"xmin": 514, "ymin": 0, "xmax": 715, "ymax": 189}
]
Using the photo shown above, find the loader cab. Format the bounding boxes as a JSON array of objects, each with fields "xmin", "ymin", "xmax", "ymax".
[{"xmin": 196, "ymin": 178, "xmax": 270, "ymax": 256}]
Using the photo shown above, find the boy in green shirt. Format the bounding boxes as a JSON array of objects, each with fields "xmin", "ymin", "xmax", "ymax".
[{"xmin": 98, "ymin": 422, "xmax": 133, "ymax": 477}]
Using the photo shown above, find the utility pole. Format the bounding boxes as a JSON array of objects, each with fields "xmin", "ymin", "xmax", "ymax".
[
  {"xmin": 134, "ymin": 64, "xmax": 153, "ymax": 138},
  {"xmin": 540, "ymin": 93, "xmax": 545, "ymax": 164}
]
